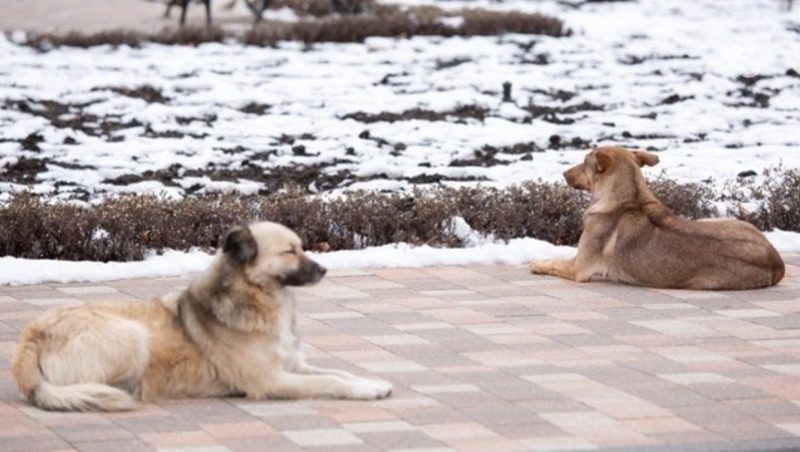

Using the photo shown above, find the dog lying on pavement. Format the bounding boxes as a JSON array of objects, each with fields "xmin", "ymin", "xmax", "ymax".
[
  {"xmin": 13, "ymin": 221, "xmax": 392, "ymax": 411},
  {"xmin": 529, "ymin": 146, "xmax": 784, "ymax": 290}
]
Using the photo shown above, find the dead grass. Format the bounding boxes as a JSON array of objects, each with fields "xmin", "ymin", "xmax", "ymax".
[
  {"xmin": 722, "ymin": 166, "xmax": 800, "ymax": 231},
  {"xmin": 272, "ymin": 0, "xmax": 379, "ymax": 16},
  {"xmin": 23, "ymin": 7, "xmax": 566, "ymax": 49},
  {"xmin": 4, "ymin": 169, "xmax": 795, "ymax": 262}
]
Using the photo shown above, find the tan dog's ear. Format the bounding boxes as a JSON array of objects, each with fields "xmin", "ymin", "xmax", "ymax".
[
  {"xmin": 222, "ymin": 225, "xmax": 257, "ymax": 264},
  {"xmin": 632, "ymin": 150, "xmax": 659, "ymax": 167},
  {"xmin": 594, "ymin": 149, "xmax": 612, "ymax": 173}
]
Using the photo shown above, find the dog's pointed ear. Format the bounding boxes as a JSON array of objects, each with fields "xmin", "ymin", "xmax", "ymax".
[
  {"xmin": 632, "ymin": 150, "xmax": 659, "ymax": 167},
  {"xmin": 594, "ymin": 149, "xmax": 612, "ymax": 173},
  {"xmin": 222, "ymin": 225, "xmax": 257, "ymax": 264}
]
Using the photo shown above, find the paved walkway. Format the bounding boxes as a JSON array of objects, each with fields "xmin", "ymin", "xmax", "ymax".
[
  {"xmin": 1, "ymin": 258, "xmax": 800, "ymax": 451},
  {"xmin": 0, "ymin": 0, "xmax": 252, "ymax": 33}
]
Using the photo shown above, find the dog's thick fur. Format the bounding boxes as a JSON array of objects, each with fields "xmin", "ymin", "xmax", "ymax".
[
  {"xmin": 530, "ymin": 146, "xmax": 785, "ymax": 290},
  {"xmin": 13, "ymin": 222, "xmax": 392, "ymax": 412}
]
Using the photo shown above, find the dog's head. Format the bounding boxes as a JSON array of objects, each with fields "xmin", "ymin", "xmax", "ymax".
[
  {"xmin": 563, "ymin": 146, "xmax": 660, "ymax": 191},
  {"xmin": 221, "ymin": 221, "xmax": 327, "ymax": 288}
]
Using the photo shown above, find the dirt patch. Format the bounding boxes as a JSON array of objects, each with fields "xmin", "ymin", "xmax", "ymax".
[
  {"xmin": 619, "ymin": 54, "xmax": 698, "ymax": 65},
  {"xmin": 547, "ymin": 134, "xmax": 593, "ymax": 150},
  {"xmin": 342, "ymin": 105, "xmax": 488, "ymax": 123},
  {"xmin": 102, "ymin": 157, "xmax": 493, "ymax": 193},
  {"xmin": 450, "ymin": 143, "xmax": 544, "ymax": 167},
  {"xmin": 20, "ymin": 132, "xmax": 45, "ymax": 151},
  {"xmin": 435, "ymin": 57, "xmax": 472, "ymax": 70},
  {"xmin": 660, "ymin": 94, "xmax": 694, "ymax": 105},
  {"xmin": 103, "ymin": 159, "xmax": 353, "ymax": 194},
  {"xmin": 522, "ymin": 100, "xmax": 603, "ymax": 124},
  {"xmin": 0, "ymin": 157, "xmax": 48, "ymax": 184},
  {"xmin": 4, "ymin": 99, "xmax": 143, "ymax": 139},
  {"xmin": 240, "ymin": 102, "xmax": 272, "ymax": 115},
  {"xmin": 98, "ymin": 85, "xmax": 169, "ymax": 103}
]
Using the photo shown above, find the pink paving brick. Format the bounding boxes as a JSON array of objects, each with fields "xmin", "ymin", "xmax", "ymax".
[{"xmin": 1, "ymin": 260, "xmax": 800, "ymax": 450}]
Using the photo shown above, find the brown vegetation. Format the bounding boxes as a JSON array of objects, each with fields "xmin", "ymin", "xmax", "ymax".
[
  {"xmin": 2, "ymin": 168, "xmax": 797, "ymax": 262},
  {"xmin": 23, "ymin": 8, "xmax": 566, "ymax": 49}
]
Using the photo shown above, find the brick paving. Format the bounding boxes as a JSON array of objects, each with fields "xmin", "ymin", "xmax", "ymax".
[{"xmin": 1, "ymin": 257, "xmax": 799, "ymax": 451}]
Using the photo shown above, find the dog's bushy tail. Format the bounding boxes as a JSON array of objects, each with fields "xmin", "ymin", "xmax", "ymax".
[
  {"xmin": 32, "ymin": 381, "xmax": 136, "ymax": 412},
  {"xmin": 12, "ymin": 331, "xmax": 137, "ymax": 412}
]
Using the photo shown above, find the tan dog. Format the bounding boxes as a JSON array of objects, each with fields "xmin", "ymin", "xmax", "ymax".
[
  {"xmin": 530, "ymin": 146, "xmax": 784, "ymax": 290},
  {"xmin": 13, "ymin": 221, "xmax": 392, "ymax": 411}
]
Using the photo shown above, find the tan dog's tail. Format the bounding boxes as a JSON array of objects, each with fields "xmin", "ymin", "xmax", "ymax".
[{"xmin": 12, "ymin": 331, "xmax": 137, "ymax": 412}]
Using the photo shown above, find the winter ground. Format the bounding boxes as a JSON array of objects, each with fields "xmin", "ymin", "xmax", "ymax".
[
  {"xmin": 1, "ymin": 0, "xmax": 800, "ymax": 283},
  {"xmin": 1, "ymin": 0, "xmax": 799, "ymax": 201}
]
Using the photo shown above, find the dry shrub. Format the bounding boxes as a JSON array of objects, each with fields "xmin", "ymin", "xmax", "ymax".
[
  {"xmin": 24, "ymin": 8, "xmax": 566, "ymax": 49},
  {"xmin": 245, "ymin": 7, "xmax": 565, "ymax": 44},
  {"xmin": 460, "ymin": 9, "xmax": 566, "ymax": 37},
  {"xmin": 5, "ymin": 170, "xmax": 786, "ymax": 262},
  {"xmin": 26, "ymin": 30, "xmax": 146, "ymax": 49},
  {"xmin": 271, "ymin": 0, "xmax": 378, "ymax": 16},
  {"xmin": 647, "ymin": 175, "xmax": 717, "ymax": 219},
  {"xmin": 272, "ymin": 0, "xmax": 339, "ymax": 16},
  {"xmin": 262, "ymin": 188, "xmax": 459, "ymax": 249},
  {"xmin": 756, "ymin": 167, "xmax": 800, "ymax": 232},
  {"xmin": 0, "ymin": 182, "xmax": 574, "ymax": 261},
  {"xmin": 724, "ymin": 166, "xmax": 800, "ymax": 232},
  {"xmin": 449, "ymin": 183, "xmax": 585, "ymax": 246},
  {"xmin": 26, "ymin": 27, "xmax": 227, "ymax": 49},
  {"xmin": 244, "ymin": 9, "xmax": 449, "ymax": 44}
]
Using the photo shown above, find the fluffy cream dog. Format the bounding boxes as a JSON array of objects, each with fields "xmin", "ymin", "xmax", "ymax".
[{"xmin": 13, "ymin": 221, "xmax": 392, "ymax": 411}]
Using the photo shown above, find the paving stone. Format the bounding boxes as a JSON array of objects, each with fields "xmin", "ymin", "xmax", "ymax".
[
  {"xmin": 282, "ymin": 427, "xmax": 364, "ymax": 446},
  {"xmin": 2, "ymin": 260, "xmax": 800, "ymax": 450},
  {"xmin": 74, "ymin": 438, "xmax": 153, "ymax": 452}
]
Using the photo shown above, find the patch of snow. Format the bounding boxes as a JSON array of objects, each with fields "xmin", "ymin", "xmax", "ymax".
[
  {"xmin": 0, "ymin": 0, "xmax": 797, "ymax": 199},
  {"xmin": 1, "ymin": 229, "xmax": 798, "ymax": 286},
  {"xmin": 766, "ymin": 229, "xmax": 800, "ymax": 254}
]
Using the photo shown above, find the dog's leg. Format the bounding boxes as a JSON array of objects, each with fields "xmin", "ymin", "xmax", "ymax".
[
  {"xmin": 252, "ymin": 0, "xmax": 269, "ymax": 25},
  {"xmin": 203, "ymin": 0, "xmax": 212, "ymax": 26},
  {"xmin": 164, "ymin": 0, "xmax": 178, "ymax": 18},
  {"xmin": 254, "ymin": 371, "xmax": 392, "ymax": 400},
  {"xmin": 179, "ymin": 0, "xmax": 190, "ymax": 25},
  {"xmin": 289, "ymin": 357, "xmax": 366, "ymax": 382},
  {"xmin": 529, "ymin": 258, "xmax": 578, "ymax": 281},
  {"xmin": 243, "ymin": 0, "xmax": 259, "ymax": 16}
]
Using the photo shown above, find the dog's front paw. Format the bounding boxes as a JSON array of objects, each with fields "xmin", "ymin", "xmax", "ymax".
[
  {"xmin": 529, "ymin": 260, "xmax": 551, "ymax": 274},
  {"xmin": 348, "ymin": 378, "xmax": 393, "ymax": 400}
]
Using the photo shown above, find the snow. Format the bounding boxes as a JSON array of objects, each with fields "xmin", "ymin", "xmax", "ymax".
[
  {"xmin": 0, "ymin": 0, "xmax": 799, "ymax": 284},
  {"xmin": 1, "ymin": 228, "xmax": 797, "ymax": 286},
  {"xmin": 0, "ymin": 0, "xmax": 798, "ymax": 199}
]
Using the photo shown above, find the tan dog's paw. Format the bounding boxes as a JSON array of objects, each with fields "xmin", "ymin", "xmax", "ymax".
[
  {"xmin": 349, "ymin": 378, "xmax": 393, "ymax": 400},
  {"xmin": 529, "ymin": 260, "xmax": 553, "ymax": 274}
]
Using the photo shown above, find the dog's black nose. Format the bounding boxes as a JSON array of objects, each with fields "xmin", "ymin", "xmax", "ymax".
[{"xmin": 318, "ymin": 265, "xmax": 327, "ymax": 277}]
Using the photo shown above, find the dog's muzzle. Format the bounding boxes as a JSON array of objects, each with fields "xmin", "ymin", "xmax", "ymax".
[
  {"xmin": 564, "ymin": 164, "xmax": 589, "ymax": 191},
  {"xmin": 280, "ymin": 257, "xmax": 327, "ymax": 286}
]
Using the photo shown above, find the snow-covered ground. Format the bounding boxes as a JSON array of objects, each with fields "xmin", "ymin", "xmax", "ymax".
[
  {"xmin": 1, "ymin": 0, "xmax": 800, "ymax": 283},
  {"xmin": 1, "ymin": 0, "xmax": 799, "ymax": 200}
]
